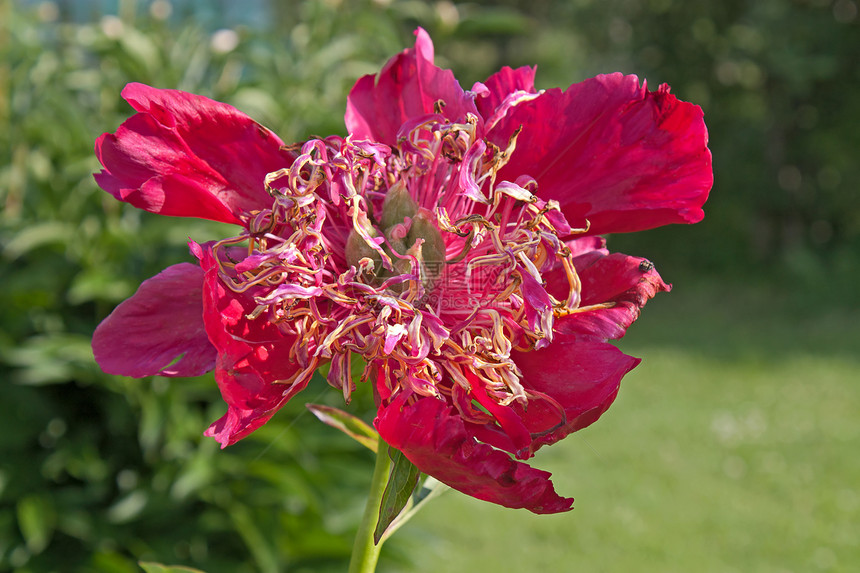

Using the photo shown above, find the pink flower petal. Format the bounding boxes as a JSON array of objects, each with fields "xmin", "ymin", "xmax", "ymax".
[
  {"xmin": 197, "ymin": 244, "xmax": 312, "ymax": 447},
  {"xmin": 376, "ymin": 393, "xmax": 574, "ymax": 514},
  {"xmin": 544, "ymin": 239, "xmax": 670, "ymax": 341},
  {"xmin": 466, "ymin": 370, "xmax": 532, "ymax": 453},
  {"xmin": 566, "ymin": 235, "xmax": 609, "ymax": 258},
  {"xmin": 345, "ymin": 28, "xmax": 479, "ymax": 145},
  {"xmin": 512, "ymin": 334, "xmax": 640, "ymax": 455},
  {"xmin": 475, "ymin": 65, "xmax": 537, "ymax": 122},
  {"xmin": 92, "ymin": 263, "xmax": 216, "ymax": 378},
  {"xmin": 559, "ymin": 252, "xmax": 670, "ymax": 340},
  {"xmin": 203, "ymin": 366, "xmax": 300, "ymax": 447},
  {"xmin": 95, "ymin": 83, "xmax": 294, "ymax": 224},
  {"xmin": 489, "ymin": 74, "xmax": 712, "ymax": 235}
]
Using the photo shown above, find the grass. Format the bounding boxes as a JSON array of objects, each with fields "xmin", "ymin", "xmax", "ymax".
[{"xmin": 394, "ymin": 277, "xmax": 860, "ymax": 572}]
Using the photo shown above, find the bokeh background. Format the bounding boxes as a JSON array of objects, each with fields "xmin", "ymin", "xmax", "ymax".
[{"xmin": 2, "ymin": 0, "xmax": 859, "ymax": 571}]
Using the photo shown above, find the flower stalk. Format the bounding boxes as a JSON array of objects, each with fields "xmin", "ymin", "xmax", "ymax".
[{"xmin": 348, "ymin": 435, "xmax": 392, "ymax": 573}]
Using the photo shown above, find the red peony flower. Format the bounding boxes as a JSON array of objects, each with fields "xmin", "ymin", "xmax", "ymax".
[{"xmin": 93, "ymin": 29, "xmax": 711, "ymax": 514}]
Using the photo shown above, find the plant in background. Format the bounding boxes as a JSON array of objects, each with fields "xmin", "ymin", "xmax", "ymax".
[{"xmin": 92, "ymin": 28, "xmax": 711, "ymax": 572}]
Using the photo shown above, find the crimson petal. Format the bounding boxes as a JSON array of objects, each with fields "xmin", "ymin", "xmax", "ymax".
[
  {"xmin": 544, "ymin": 238, "xmax": 671, "ymax": 341},
  {"xmin": 95, "ymin": 83, "xmax": 294, "ymax": 224},
  {"xmin": 475, "ymin": 65, "xmax": 537, "ymax": 122},
  {"xmin": 489, "ymin": 73, "xmax": 712, "ymax": 235},
  {"xmin": 92, "ymin": 263, "xmax": 215, "ymax": 378},
  {"xmin": 197, "ymin": 244, "xmax": 311, "ymax": 447},
  {"xmin": 345, "ymin": 28, "xmax": 479, "ymax": 145},
  {"xmin": 512, "ymin": 334, "xmax": 640, "ymax": 456},
  {"xmin": 560, "ymin": 257, "xmax": 669, "ymax": 341},
  {"xmin": 376, "ymin": 393, "xmax": 574, "ymax": 514}
]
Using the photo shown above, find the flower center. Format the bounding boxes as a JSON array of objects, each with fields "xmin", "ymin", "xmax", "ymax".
[
  {"xmin": 211, "ymin": 124, "xmax": 599, "ymax": 425},
  {"xmin": 344, "ymin": 182, "xmax": 446, "ymax": 297}
]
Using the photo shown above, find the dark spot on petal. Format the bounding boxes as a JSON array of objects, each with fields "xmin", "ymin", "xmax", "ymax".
[{"xmin": 638, "ymin": 259, "xmax": 654, "ymax": 272}]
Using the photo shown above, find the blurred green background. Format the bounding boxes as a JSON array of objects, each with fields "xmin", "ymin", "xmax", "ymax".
[{"xmin": 1, "ymin": 0, "xmax": 858, "ymax": 571}]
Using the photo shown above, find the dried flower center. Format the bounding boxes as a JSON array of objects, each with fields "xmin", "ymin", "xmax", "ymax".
[
  {"xmin": 345, "ymin": 182, "xmax": 446, "ymax": 296},
  {"xmin": 211, "ymin": 116, "xmax": 606, "ymax": 439}
]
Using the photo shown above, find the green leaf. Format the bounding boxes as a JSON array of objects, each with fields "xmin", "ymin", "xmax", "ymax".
[
  {"xmin": 106, "ymin": 491, "xmax": 148, "ymax": 524},
  {"xmin": 306, "ymin": 404, "xmax": 378, "ymax": 452},
  {"xmin": 67, "ymin": 268, "xmax": 136, "ymax": 304},
  {"xmin": 373, "ymin": 446, "xmax": 421, "ymax": 545},
  {"xmin": 139, "ymin": 562, "xmax": 207, "ymax": 573},
  {"xmin": 379, "ymin": 475, "xmax": 450, "ymax": 543},
  {"xmin": 4, "ymin": 334, "xmax": 95, "ymax": 385},
  {"xmin": 16, "ymin": 494, "xmax": 56, "ymax": 554},
  {"xmin": 119, "ymin": 29, "xmax": 161, "ymax": 74},
  {"xmin": 228, "ymin": 504, "xmax": 279, "ymax": 573},
  {"xmin": 2, "ymin": 221, "xmax": 75, "ymax": 259},
  {"xmin": 92, "ymin": 550, "xmax": 139, "ymax": 573}
]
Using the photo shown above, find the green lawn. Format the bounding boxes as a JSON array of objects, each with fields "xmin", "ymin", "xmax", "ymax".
[{"xmin": 395, "ymin": 278, "xmax": 860, "ymax": 572}]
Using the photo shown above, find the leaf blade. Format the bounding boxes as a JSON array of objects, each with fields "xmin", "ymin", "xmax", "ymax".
[
  {"xmin": 139, "ymin": 562, "xmax": 208, "ymax": 573},
  {"xmin": 306, "ymin": 403, "xmax": 378, "ymax": 452},
  {"xmin": 373, "ymin": 446, "xmax": 421, "ymax": 544}
]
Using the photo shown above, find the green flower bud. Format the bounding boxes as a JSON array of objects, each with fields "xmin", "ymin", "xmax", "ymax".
[
  {"xmin": 345, "ymin": 227, "xmax": 382, "ymax": 273},
  {"xmin": 379, "ymin": 182, "xmax": 419, "ymax": 230}
]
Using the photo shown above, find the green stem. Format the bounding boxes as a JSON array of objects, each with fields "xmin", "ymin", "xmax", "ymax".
[{"xmin": 348, "ymin": 435, "xmax": 391, "ymax": 573}]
